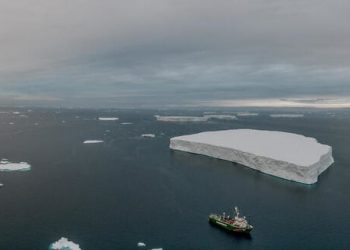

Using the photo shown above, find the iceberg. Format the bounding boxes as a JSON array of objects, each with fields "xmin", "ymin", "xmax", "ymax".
[
  {"xmin": 83, "ymin": 140, "xmax": 104, "ymax": 144},
  {"xmin": 98, "ymin": 117, "xmax": 119, "ymax": 121},
  {"xmin": 49, "ymin": 237, "xmax": 81, "ymax": 250},
  {"xmin": 0, "ymin": 159, "xmax": 31, "ymax": 171},
  {"xmin": 170, "ymin": 129, "xmax": 334, "ymax": 184},
  {"xmin": 270, "ymin": 114, "xmax": 304, "ymax": 118}
]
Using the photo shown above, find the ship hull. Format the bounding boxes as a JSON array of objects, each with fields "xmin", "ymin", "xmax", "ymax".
[{"xmin": 209, "ymin": 217, "xmax": 253, "ymax": 234}]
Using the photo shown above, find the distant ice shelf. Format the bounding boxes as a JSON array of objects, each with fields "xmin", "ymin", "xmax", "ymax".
[
  {"xmin": 155, "ymin": 114, "xmax": 236, "ymax": 122},
  {"xmin": 170, "ymin": 129, "xmax": 334, "ymax": 184},
  {"xmin": 49, "ymin": 237, "xmax": 81, "ymax": 250},
  {"xmin": 236, "ymin": 112, "xmax": 259, "ymax": 117},
  {"xmin": 0, "ymin": 159, "xmax": 31, "ymax": 171},
  {"xmin": 270, "ymin": 114, "xmax": 304, "ymax": 118}
]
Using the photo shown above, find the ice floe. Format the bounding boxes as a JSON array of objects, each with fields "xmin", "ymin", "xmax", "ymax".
[
  {"xmin": 121, "ymin": 122, "xmax": 133, "ymax": 125},
  {"xmin": 0, "ymin": 160, "xmax": 31, "ymax": 171},
  {"xmin": 49, "ymin": 237, "xmax": 81, "ymax": 250},
  {"xmin": 137, "ymin": 242, "xmax": 146, "ymax": 247},
  {"xmin": 270, "ymin": 114, "xmax": 304, "ymax": 118},
  {"xmin": 170, "ymin": 129, "xmax": 333, "ymax": 184},
  {"xmin": 83, "ymin": 140, "xmax": 104, "ymax": 144},
  {"xmin": 98, "ymin": 117, "xmax": 119, "ymax": 121},
  {"xmin": 141, "ymin": 134, "xmax": 156, "ymax": 138}
]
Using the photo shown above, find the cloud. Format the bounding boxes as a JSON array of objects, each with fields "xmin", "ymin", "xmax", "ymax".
[{"xmin": 0, "ymin": 0, "xmax": 350, "ymax": 107}]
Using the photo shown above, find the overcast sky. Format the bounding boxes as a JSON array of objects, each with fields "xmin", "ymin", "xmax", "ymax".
[{"xmin": 1, "ymin": 0, "xmax": 350, "ymax": 108}]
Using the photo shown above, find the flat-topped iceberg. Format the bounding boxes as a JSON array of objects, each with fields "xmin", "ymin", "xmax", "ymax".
[
  {"xmin": 0, "ymin": 159, "xmax": 31, "ymax": 171},
  {"xmin": 170, "ymin": 129, "xmax": 334, "ymax": 184},
  {"xmin": 49, "ymin": 237, "xmax": 81, "ymax": 250}
]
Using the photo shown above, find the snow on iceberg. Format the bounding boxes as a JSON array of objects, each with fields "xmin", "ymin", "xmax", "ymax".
[
  {"xmin": 0, "ymin": 159, "xmax": 31, "ymax": 171},
  {"xmin": 83, "ymin": 140, "xmax": 104, "ymax": 144},
  {"xmin": 49, "ymin": 237, "xmax": 81, "ymax": 250},
  {"xmin": 170, "ymin": 129, "xmax": 334, "ymax": 184},
  {"xmin": 98, "ymin": 117, "xmax": 119, "ymax": 121},
  {"xmin": 270, "ymin": 114, "xmax": 304, "ymax": 118},
  {"xmin": 155, "ymin": 115, "xmax": 208, "ymax": 122}
]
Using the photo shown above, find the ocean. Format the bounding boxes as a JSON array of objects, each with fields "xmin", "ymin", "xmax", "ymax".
[{"xmin": 0, "ymin": 108, "xmax": 349, "ymax": 250}]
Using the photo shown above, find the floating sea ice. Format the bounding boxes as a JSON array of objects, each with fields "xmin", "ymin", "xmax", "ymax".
[
  {"xmin": 0, "ymin": 183, "xmax": 3, "ymax": 187},
  {"xmin": 141, "ymin": 134, "xmax": 156, "ymax": 138},
  {"xmin": 98, "ymin": 117, "xmax": 119, "ymax": 121},
  {"xmin": 137, "ymin": 242, "xmax": 146, "ymax": 247},
  {"xmin": 0, "ymin": 160, "xmax": 31, "ymax": 171},
  {"xmin": 49, "ymin": 237, "xmax": 81, "ymax": 250},
  {"xmin": 150, "ymin": 248, "xmax": 163, "ymax": 250},
  {"xmin": 121, "ymin": 122, "xmax": 133, "ymax": 125},
  {"xmin": 83, "ymin": 140, "xmax": 104, "ymax": 144}
]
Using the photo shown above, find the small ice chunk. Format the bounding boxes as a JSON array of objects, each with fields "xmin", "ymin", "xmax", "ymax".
[
  {"xmin": 8, "ymin": 122, "xmax": 14, "ymax": 125},
  {"xmin": 137, "ymin": 242, "xmax": 146, "ymax": 247},
  {"xmin": 0, "ymin": 183, "xmax": 3, "ymax": 187},
  {"xmin": 270, "ymin": 114, "xmax": 304, "ymax": 118},
  {"xmin": 141, "ymin": 134, "xmax": 156, "ymax": 138},
  {"xmin": 83, "ymin": 140, "xmax": 104, "ymax": 144},
  {"xmin": 12, "ymin": 111, "xmax": 20, "ymax": 115},
  {"xmin": 150, "ymin": 248, "xmax": 163, "ymax": 250},
  {"xmin": 121, "ymin": 122, "xmax": 133, "ymax": 125},
  {"xmin": 0, "ymin": 160, "xmax": 31, "ymax": 171},
  {"xmin": 98, "ymin": 117, "xmax": 119, "ymax": 121},
  {"xmin": 49, "ymin": 237, "xmax": 81, "ymax": 250}
]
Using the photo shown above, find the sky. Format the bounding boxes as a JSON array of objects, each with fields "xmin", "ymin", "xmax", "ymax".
[{"xmin": 0, "ymin": 0, "xmax": 350, "ymax": 108}]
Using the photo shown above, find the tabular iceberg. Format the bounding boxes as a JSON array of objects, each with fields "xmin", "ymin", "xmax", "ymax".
[{"xmin": 170, "ymin": 129, "xmax": 334, "ymax": 184}]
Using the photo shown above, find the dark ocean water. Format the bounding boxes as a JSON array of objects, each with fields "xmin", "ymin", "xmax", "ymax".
[{"xmin": 0, "ymin": 108, "xmax": 349, "ymax": 250}]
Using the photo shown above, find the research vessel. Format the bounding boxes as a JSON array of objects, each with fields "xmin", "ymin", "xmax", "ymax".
[{"xmin": 209, "ymin": 207, "xmax": 253, "ymax": 233}]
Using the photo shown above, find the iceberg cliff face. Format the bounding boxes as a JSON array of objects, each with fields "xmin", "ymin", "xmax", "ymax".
[{"xmin": 170, "ymin": 129, "xmax": 334, "ymax": 184}]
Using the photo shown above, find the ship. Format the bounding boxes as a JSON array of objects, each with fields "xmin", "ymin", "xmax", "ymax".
[{"xmin": 209, "ymin": 206, "xmax": 253, "ymax": 233}]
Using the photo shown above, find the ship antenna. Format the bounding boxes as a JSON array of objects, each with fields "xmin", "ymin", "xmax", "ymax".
[{"xmin": 234, "ymin": 206, "xmax": 240, "ymax": 218}]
